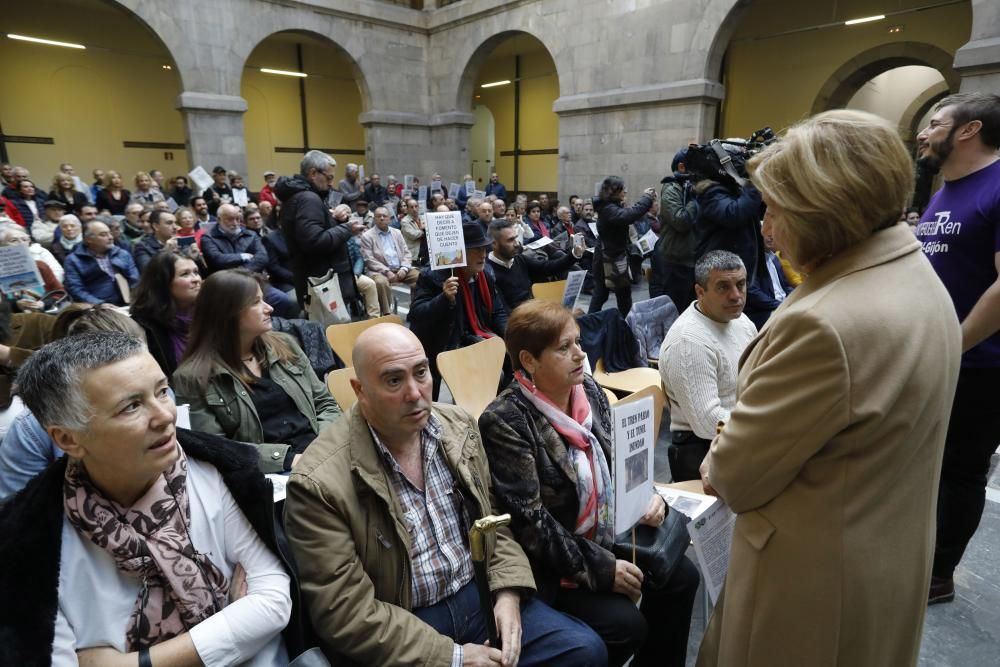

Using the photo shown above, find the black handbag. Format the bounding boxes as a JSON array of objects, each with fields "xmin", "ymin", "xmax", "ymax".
[{"xmin": 612, "ymin": 506, "xmax": 690, "ymax": 591}]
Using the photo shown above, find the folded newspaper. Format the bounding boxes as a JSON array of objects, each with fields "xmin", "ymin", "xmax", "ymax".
[{"xmin": 656, "ymin": 484, "xmax": 736, "ymax": 604}]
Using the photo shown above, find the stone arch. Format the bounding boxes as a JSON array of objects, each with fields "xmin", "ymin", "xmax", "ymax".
[
  {"xmin": 454, "ymin": 29, "xmax": 562, "ymax": 114},
  {"xmin": 688, "ymin": 0, "xmax": 751, "ymax": 82},
  {"xmin": 812, "ymin": 42, "xmax": 961, "ymax": 114},
  {"xmin": 96, "ymin": 0, "xmax": 197, "ymax": 91},
  {"xmin": 238, "ymin": 28, "xmax": 373, "ymax": 113},
  {"xmin": 901, "ymin": 81, "xmax": 951, "ymax": 138}
]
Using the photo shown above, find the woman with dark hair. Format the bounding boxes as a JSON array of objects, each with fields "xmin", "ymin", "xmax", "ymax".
[
  {"xmin": 479, "ymin": 300, "xmax": 698, "ymax": 667},
  {"xmin": 173, "ymin": 269, "xmax": 341, "ymax": 473},
  {"xmin": 130, "ymin": 252, "xmax": 202, "ymax": 379},
  {"xmin": 588, "ymin": 176, "xmax": 656, "ymax": 316}
]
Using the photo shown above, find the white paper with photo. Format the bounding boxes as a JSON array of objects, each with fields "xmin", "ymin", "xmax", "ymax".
[
  {"xmin": 0, "ymin": 245, "xmax": 44, "ymax": 298},
  {"xmin": 561, "ymin": 270, "xmax": 587, "ymax": 310},
  {"xmin": 431, "ymin": 180, "xmax": 442, "ymax": 193},
  {"xmin": 637, "ymin": 229, "xmax": 658, "ymax": 255},
  {"xmin": 418, "ymin": 186, "xmax": 428, "ymax": 202},
  {"xmin": 404, "ymin": 175, "xmax": 415, "ymax": 191},
  {"xmin": 448, "ymin": 183, "xmax": 461, "ymax": 199},
  {"xmin": 465, "ymin": 179, "xmax": 476, "ymax": 194},
  {"xmin": 418, "ymin": 200, "xmax": 428, "ymax": 224},
  {"xmin": 656, "ymin": 484, "xmax": 736, "ymax": 604},
  {"xmin": 188, "ymin": 166, "xmax": 214, "ymax": 193},
  {"xmin": 425, "ymin": 210, "xmax": 466, "ymax": 269},
  {"xmin": 612, "ymin": 396, "xmax": 655, "ymax": 534}
]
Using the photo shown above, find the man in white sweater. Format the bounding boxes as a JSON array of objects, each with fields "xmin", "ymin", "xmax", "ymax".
[{"xmin": 659, "ymin": 250, "xmax": 758, "ymax": 481}]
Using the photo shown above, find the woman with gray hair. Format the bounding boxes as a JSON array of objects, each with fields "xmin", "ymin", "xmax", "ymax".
[{"xmin": 696, "ymin": 110, "xmax": 962, "ymax": 666}]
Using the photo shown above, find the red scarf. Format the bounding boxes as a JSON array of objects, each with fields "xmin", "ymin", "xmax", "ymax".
[
  {"xmin": 459, "ymin": 271, "xmax": 495, "ymax": 339},
  {"xmin": 532, "ymin": 218, "xmax": 550, "ymax": 238}
]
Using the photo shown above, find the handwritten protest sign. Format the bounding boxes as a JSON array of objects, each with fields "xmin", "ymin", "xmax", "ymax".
[
  {"xmin": 612, "ymin": 396, "xmax": 655, "ymax": 534},
  {"xmin": 425, "ymin": 211, "xmax": 466, "ymax": 269}
]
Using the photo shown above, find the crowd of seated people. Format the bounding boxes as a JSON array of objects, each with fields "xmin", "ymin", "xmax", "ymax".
[{"xmin": 0, "ymin": 109, "xmax": 971, "ymax": 667}]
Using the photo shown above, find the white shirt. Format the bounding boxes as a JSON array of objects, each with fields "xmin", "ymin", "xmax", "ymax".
[
  {"xmin": 659, "ymin": 302, "xmax": 758, "ymax": 439},
  {"xmin": 52, "ymin": 458, "xmax": 290, "ymax": 666}
]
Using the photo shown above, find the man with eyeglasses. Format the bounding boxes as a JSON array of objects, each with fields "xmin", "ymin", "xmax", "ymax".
[
  {"xmin": 915, "ymin": 92, "xmax": 1000, "ymax": 606},
  {"xmin": 276, "ymin": 150, "xmax": 364, "ymax": 310},
  {"xmin": 63, "ymin": 220, "xmax": 139, "ymax": 306},
  {"xmin": 360, "ymin": 207, "xmax": 419, "ymax": 315}
]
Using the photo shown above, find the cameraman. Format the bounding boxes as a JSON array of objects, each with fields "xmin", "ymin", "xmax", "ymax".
[
  {"xmin": 653, "ymin": 148, "xmax": 700, "ymax": 310},
  {"xmin": 692, "ymin": 154, "xmax": 765, "ymax": 282}
]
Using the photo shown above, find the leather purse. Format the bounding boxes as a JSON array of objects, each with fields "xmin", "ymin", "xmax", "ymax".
[{"xmin": 612, "ymin": 505, "xmax": 691, "ymax": 591}]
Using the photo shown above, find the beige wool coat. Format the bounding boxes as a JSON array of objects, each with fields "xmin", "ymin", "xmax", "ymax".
[{"xmin": 697, "ymin": 224, "xmax": 961, "ymax": 667}]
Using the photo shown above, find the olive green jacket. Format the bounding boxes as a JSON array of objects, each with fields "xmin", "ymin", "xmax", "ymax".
[
  {"xmin": 284, "ymin": 402, "xmax": 536, "ymax": 666},
  {"xmin": 173, "ymin": 333, "xmax": 342, "ymax": 473}
]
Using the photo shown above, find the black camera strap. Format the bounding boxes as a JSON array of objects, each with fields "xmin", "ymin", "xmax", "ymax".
[{"xmin": 708, "ymin": 139, "xmax": 748, "ymax": 189}]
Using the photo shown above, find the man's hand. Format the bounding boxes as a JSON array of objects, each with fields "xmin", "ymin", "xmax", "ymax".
[
  {"xmin": 387, "ymin": 272, "xmax": 400, "ymax": 284},
  {"xmin": 463, "ymin": 643, "xmax": 502, "ymax": 666},
  {"xmin": 493, "ymin": 590, "xmax": 522, "ymax": 667},
  {"xmin": 396, "ymin": 267, "xmax": 409, "ymax": 281},
  {"xmin": 442, "ymin": 276, "xmax": 460, "ymax": 303},
  {"xmin": 639, "ymin": 493, "xmax": 666, "ymax": 527},
  {"xmin": 643, "ymin": 187, "xmax": 657, "ymax": 200},
  {"xmin": 164, "ymin": 238, "xmax": 179, "ymax": 254},
  {"xmin": 613, "ymin": 559, "xmax": 644, "ymax": 602},
  {"xmin": 699, "ymin": 456, "xmax": 718, "ymax": 497}
]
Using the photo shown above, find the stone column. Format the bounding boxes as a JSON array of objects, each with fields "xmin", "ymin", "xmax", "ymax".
[
  {"xmin": 176, "ymin": 92, "xmax": 249, "ymax": 177},
  {"xmin": 360, "ymin": 110, "xmax": 475, "ymax": 183},
  {"xmin": 554, "ymin": 79, "xmax": 725, "ymax": 201},
  {"xmin": 954, "ymin": 0, "xmax": 1000, "ymax": 94}
]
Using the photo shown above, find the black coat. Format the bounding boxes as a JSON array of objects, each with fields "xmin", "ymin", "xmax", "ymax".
[
  {"xmin": 262, "ymin": 229, "xmax": 295, "ymax": 292},
  {"xmin": 133, "ymin": 315, "xmax": 180, "ymax": 379},
  {"xmin": 489, "ymin": 250, "xmax": 579, "ymax": 311},
  {"xmin": 47, "ymin": 189, "xmax": 88, "ymax": 215},
  {"xmin": 408, "ymin": 266, "xmax": 509, "ymax": 371},
  {"xmin": 694, "ymin": 183, "xmax": 764, "ymax": 279},
  {"xmin": 0, "ymin": 428, "xmax": 311, "ymax": 666},
  {"xmin": 201, "ymin": 225, "xmax": 268, "ymax": 274},
  {"xmin": 594, "ymin": 193, "xmax": 653, "ymax": 257},
  {"xmin": 275, "ymin": 175, "xmax": 357, "ymax": 305}
]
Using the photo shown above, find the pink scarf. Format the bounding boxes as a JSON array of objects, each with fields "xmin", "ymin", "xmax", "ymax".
[
  {"xmin": 63, "ymin": 448, "xmax": 229, "ymax": 650},
  {"xmin": 514, "ymin": 371, "xmax": 614, "ymax": 546}
]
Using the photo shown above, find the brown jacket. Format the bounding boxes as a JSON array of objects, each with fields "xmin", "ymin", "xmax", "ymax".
[
  {"xmin": 697, "ymin": 224, "xmax": 961, "ymax": 667},
  {"xmin": 0, "ymin": 312, "xmax": 56, "ymax": 408},
  {"xmin": 284, "ymin": 402, "xmax": 536, "ymax": 666}
]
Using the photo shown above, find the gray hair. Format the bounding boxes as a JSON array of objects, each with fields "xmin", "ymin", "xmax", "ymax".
[
  {"xmin": 16, "ymin": 332, "xmax": 146, "ymax": 431},
  {"xmin": 0, "ymin": 223, "xmax": 27, "ymax": 244},
  {"xmin": 59, "ymin": 214, "xmax": 81, "ymax": 227},
  {"xmin": 299, "ymin": 150, "xmax": 337, "ymax": 177},
  {"xmin": 345, "ymin": 163, "xmax": 358, "ymax": 174},
  {"xmin": 695, "ymin": 250, "xmax": 746, "ymax": 288}
]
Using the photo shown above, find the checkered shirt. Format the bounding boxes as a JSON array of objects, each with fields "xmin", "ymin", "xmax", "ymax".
[{"xmin": 371, "ymin": 414, "xmax": 475, "ymax": 609}]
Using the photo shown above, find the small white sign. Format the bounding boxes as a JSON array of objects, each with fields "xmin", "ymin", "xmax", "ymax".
[
  {"xmin": 0, "ymin": 245, "xmax": 44, "ymax": 299},
  {"xmin": 418, "ymin": 185, "xmax": 428, "ymax": 202},
  {"xmin": 431, "ymin": 180, "xmax": 443, "ymax": 193},
  {"xmin": 425, "ymin": 210, "xmax": 466, "ymax": 270},
  {"xmin": 524, "ymin": 236, "xmax": 553, "ymax": 250},
  {"xmin": 562, "ymin": 270, "xmax": 587, "ymax": 311},
  {"xmin": 465, "ymin": 179, "xmax": 476, "ymax": 194},
  {"xmin": 358, "ymin": 164, "xmax": 365, "ymax": 181},
  {"xmin": 403, "ymin": 174, "xmax": 415, "ymax": 191},
  {"xmin": 448, "ymin": 182, "xmax": 461, "ymax": 199},
  {"xmin": 637, "ymin": 229, "xmax": 658, "ymax": 255},
  {"xmin": 612, "ymin": 396, "xmax": 655, "ymax": 534},
  {"xmin": 188, "ymin": 166, "xmax": 213, "ymax": 193}
]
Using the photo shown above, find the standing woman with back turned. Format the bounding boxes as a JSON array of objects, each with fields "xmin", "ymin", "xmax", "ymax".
[
  {"xmin": 587, "ymin": 176, "xmax": 655, "ymax": 316},
  {"xmin": 696, "ymin": 110, "xmax": 962, "ymax": 667}
]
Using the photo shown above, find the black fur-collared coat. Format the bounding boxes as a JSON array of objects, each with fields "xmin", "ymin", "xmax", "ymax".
[{"xmin": 0, "ymin": 428, "xmax": 311, "ymax": 667}]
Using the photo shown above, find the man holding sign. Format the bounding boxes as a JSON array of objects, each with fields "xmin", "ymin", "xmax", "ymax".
[{"xmin": 409, "ymin": 220, "xmax": 509, "ymax": 399}]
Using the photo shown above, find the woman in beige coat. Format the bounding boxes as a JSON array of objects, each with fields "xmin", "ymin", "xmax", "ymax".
[{"xmin": 696, "ymin": 110, "xmax": 962, "ymax": 667}]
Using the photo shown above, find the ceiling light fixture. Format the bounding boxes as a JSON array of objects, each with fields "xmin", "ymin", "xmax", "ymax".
[
  {"xmin": 7, "ymin": 33, "xmax": 85, "ymax": 49},
  {"xmin": 845, "ymin": 15, "xmax": 885, "ymax": 26},
  {"xmin": 162, "ymin": 64, "xmax": 172, "ymax": 70},
  {"xmin": 888, "ymin": 25, "xmax": 904, "ymax": 33},
  {"xmin": 481, "ymin": 80, "xmax": 511, "ymax": 88},
  {"xmin": 261, "ymin": 67, "xmax": 307, "ymax": 78}
]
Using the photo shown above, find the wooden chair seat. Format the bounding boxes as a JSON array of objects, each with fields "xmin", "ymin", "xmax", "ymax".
[
  {"xmin": 437, "ymin": 336, "xmax": 507, "ymax": 421},
  {"xmin": 325, "ymin": 314, "xmax": 403, "ymax": 367},
  {"xmin": 326, "ymin": 367, "xmax": 358, "ymax": 412},
  {"xmin": 593, "ymin": 358, "xmax": 663, "ymax": 396},
  {"xmin": 531, "ymin": 280, "xmax": 567, "ymax": 305}
]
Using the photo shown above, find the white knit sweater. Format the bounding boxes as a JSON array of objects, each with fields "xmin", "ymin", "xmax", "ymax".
[{"xmin": 659, "ymin": 302, "xmax": 758, "ymax": 439}]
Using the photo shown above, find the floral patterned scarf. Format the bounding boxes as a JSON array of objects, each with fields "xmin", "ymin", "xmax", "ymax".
[
  {"xmin": 63, "ymin": 447, "xmax": 229, "ymax": 650},
  {"xmin": 515, "ymin": 370, "xmax": 614, "ymax": 547}
]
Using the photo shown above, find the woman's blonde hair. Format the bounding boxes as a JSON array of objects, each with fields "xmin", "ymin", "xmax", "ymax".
[{"xmin": 747, "ymin": 109, "xmax": 914, "ymax": 268}]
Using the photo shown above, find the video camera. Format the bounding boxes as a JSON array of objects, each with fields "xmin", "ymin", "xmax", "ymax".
[{"xmin": 683, "ymin": 127, "xmax": 777, "ymax": 192}]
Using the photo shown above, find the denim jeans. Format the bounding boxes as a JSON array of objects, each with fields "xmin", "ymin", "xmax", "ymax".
[{"xmin": 412, "ymin": 580, "xmax": 606, "ymax": 667}]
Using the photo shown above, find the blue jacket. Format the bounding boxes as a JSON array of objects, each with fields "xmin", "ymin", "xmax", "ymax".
[
  {"xmin": 486, "ymin": 181, "xmax": 507, "ymax": 201},
  {"xmin": 201, "ymin": 224, "xmax": 269, "ymax": 273},
  {"xmin": 63, "ymin": 244, "xmax": 140, "ymax": 305},
  {"xmin": 694, "ymin": 183, "xmax": 764, "ymax": 279}
]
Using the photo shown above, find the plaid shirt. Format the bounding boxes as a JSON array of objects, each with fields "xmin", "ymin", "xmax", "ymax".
[{"xmin": 371, "ymin": 415, "xmax": 475, "ymax": 609}]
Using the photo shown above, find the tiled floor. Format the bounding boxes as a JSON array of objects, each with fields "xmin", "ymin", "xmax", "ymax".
[{"xmin": 408, "ymin": 277, "xmax": 1000, "ymax": 666}]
